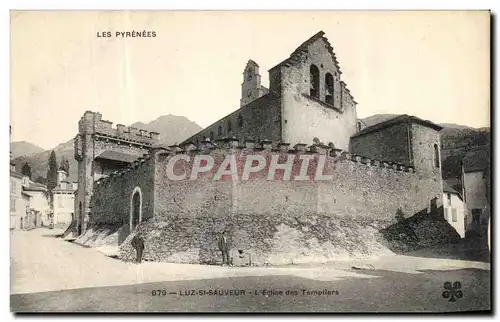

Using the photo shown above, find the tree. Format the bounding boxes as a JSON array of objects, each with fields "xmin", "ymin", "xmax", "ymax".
[
  {"xmin": 21, "ymin": 162, "xmax": 32, "ymax": 178},
  {"xmin": 34, "ymin": 176, "xmax": 46, "ymax": 185},
  {"xmin": 47, "ymin": 151, "xmax": 58, "ymax": 191},
  {"xmin": 59, "ymin": 157, "xmax": 70, "ymax": 174}
]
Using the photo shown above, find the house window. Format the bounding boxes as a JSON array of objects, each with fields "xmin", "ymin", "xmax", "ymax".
[
  {"xmin": 309, "ymin": 64, "xmax": 320, "ymax": 98},
  {"xmin": 447, "ymin": 193, "xmax": 451, "ymax": 206},
  {"xmin": 227, "ymin": 120, "xmax": 232, "ymax": 134},
  {"xmin": 209, "ymin": 131, "xmax": 214, "ymax": 141},
  {"xmin": 10, "ymin": 198, "xmax": 15, "ymax": 211},
  {"xmin": 325, "ymin": 72, "xmax": 334, "ymax": 105},
  {"xmin": 434, "ymin": 144, "xmax": 440, "ymax": 168},
  {"xmin": 218, "ymin": 125, "xmax": 223, "ymax": 136},
  {"xmin": 472, "ymin": 209, "xmax": 481, "ymax": 224},
  {"xmin": 451, "ymin": 208, "xmax": 457, "ymax": 222}
]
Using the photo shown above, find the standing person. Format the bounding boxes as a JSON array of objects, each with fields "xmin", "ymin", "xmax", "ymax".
[
  {"xmin": 131, "ymin": 232, "xmax": 145, "ymax": 264},
  {"xmin": 217, "ymin": 230, "xmax": 232, "ymax": 266}
]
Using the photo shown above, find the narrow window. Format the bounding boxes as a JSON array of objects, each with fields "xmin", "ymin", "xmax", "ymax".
[
  {"xmin": 227, "ymin": 120, "xmax": 232, "ymax": 134},
  {"xmin": 209, "ymin": 131, "xmax": 214, "ymax": 141},
  {"xmin": 325, "ymin": 73, "xmax": 334, "ymax": 105},
  {"xmin": 238, "ymin": 114, "xmax": 243, "ymax": 128},
  {"xmin": 218, "ymin": 125, "xmax": 223, "ymax": 136},
  {"xmin": 309, "ymin": 64, "xmax": 320, "ymax": 98},
  {"xmin": 434, "ymin": 144, "xmax": 440, "ymax": 168},
  {"xmin": 447, "ymin": 193, "xmax": 451, "ymax": 206}
]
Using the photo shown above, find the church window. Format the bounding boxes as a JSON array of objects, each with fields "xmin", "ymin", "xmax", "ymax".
[
  {"xmin": 238, "ymin": 114, "xmax": 243, "ymax": 128},
  {"xmin": 434, "ymin": 144, "xmax": 440, "ymax": 168},
  {"xmin": 309, "ymin": 64, "xmax": 320, "ymax": 98},
  {"xmin": 218, "ymin": 125, "xmax": 223, "ymax": 136},
  {"xmin": 325, "ymin": 72, "xmax": 334, "ymax": 106}
]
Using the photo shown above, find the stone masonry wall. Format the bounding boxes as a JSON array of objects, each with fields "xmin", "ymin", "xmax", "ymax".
[
  {"xmin": 116, "ymin": 140, "xmax": 443, "ymax": 265},
  {"xmin": 279, "ymin": 37, "xmax": 358, "ymax": 150},
  {"xmin": 350, "ymin": 122, "xmax": 411, "ymax": 166},
  {"xmin": 90, "ymin": 155, "xmax": 155, "ymax": 229},
  {"xmin": 181, "ymin": 93, "xmax": 282, "ymax": 146}
]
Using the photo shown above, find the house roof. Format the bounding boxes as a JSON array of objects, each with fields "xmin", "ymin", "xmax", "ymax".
[
  {"xmin": 462, "ymin": 146, "xmax": 490, "ymax": 173},
  {"xmin": 443, "ymin": 181, "xmax": 459, "ymax": 194},
  {"xmin": 351, "ymin": 114, "xmax": 443, "ymax": 138},
  {"xmin": 95, "ymin": 150, "xmax": 139, "ymax": 163},
  {"xmin": 23, "ymin": 181, "xmax": 47, "ymax": 192},
  {"xmin": 10, "ymin": 170, "xmax": 23, "ymax": 179},
  {"xmin": 269, "ymin": 31, "xmax": 343, "ymax": 75}
]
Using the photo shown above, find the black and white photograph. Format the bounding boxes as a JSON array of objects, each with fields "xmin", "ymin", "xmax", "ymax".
[{"xmin": 8, "ymin": 10, "xmax": 491, "ymax": 313}]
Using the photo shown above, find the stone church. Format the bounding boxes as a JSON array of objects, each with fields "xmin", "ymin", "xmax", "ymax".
[
  {"xmin": 182, "ymin": 31, "xmax": 359, "ymax": 151},
  {"xmin": 71, "ymin": 31, "xmax": 446, "ymax": 264}
]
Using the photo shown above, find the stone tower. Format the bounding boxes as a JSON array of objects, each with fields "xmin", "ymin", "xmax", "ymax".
[
  {"xmin": 73, "ymin": 111, "xmax": 159, "ymax": 236},
  {"xmin": 240, "ymin": 60, "xmax": 264, "ymax": 107}
]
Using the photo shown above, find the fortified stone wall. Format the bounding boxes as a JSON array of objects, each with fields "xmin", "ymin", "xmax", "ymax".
[
  {"xmin": 90, "ymin": 154, "xmax": 155, "ymax": 229},
  {"xmin": 153, "ymin": 139, "xmax": 440, "ymax": 222},
  {"xmin": 75, "ymin": 111, "xmax": 159, "ymax": 235},
  {"xmin": 114, "ymin": 139, "xmax": 443, "ymax": 264}
]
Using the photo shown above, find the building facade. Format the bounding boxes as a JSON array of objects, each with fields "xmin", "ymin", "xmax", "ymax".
[
  {"xmin": 461, "ymin": 146, "xmax": 490, "ymax": 237},
  {"xmin": 182, "ymin": 31, "xmax": 357, "ymax": 151},
  {"xmin": 52, "ymin": 170, "xmax": 78, "ymax": 225},
  {"xmin": 74, "ymin": 31, "xmax": 446, "ymax": 264},
  {"xmin": 442, "ymin": 181, "xmax": 465, "ymax": 238}
]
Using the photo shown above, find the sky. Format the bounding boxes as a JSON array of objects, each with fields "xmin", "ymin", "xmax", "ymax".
[{"xmin": 10, "ymin": 10, "xmax": 490, "ymax": 150}]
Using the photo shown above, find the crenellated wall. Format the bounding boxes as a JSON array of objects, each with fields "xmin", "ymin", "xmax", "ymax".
[
  {"xmin": 87, "ymin": 138, "xmax": 442, "ymax": 264},
  {"xmin": 90, "ymin": 153, "xmax": 155, "ymax": 229},
  {"xmin": 74, "ymin": 110, "xmax": 159, "ymax": 236}
]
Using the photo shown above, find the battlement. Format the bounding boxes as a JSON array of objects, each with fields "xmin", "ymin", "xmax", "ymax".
[
  {"xmin": 173, "ymin": 137, "xmax": 415, "ymax": 174},
  {"xmin": 78, "ymin": 111, "xmax": 160, "ymax": 146}
]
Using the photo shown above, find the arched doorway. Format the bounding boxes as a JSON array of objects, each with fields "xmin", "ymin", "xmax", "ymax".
[{"xmin": 129, "ymin": 187, "xmax": 143, "ymax": 231}]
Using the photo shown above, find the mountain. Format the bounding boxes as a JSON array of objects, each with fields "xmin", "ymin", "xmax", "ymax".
[
  {"xmin": 130, "ymin": 114, "xmax": 202, "ymax": 146},
  {"xmin": 10, "ymin": 141, "xmax": 45, "ymax": 159},
  {"xmin": 360, "ymin": 114, "xmax": 491, "ymax": 182},
  {"xmin": 13, "ymin": 115, "xmax": 203, "ymax": 182}
]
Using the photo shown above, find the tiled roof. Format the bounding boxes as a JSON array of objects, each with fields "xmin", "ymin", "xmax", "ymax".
[
  {"xmin": 351, "ymin": 114, "xmax": 443, "ymax": 138},
  {"xmin": 463, "ymin": 146, "xmax": 490, "ymax": 173}
]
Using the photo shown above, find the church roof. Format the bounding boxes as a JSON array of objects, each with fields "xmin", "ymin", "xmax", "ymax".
[
  {"xmin": 95, "ymin": 150, "xmax": 139, "ymax": 163},
  {"xmin": 269, "ymin": 31, "xmax": 342, "ymax": 74},
  {"xmin": 351, "ymin": 114, "xmax": 443, "ymax": 138}
]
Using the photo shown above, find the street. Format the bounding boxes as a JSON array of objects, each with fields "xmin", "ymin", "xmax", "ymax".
[{"xmin": 10, "ymin": 228, "xmax": 491, "ymax": 313}]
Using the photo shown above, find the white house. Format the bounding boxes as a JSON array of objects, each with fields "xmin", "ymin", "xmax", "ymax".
[
  {"xmin": 52, "ymin": 170, "xmax": 77, "ymax": 224},
  {"xmin": 461, "ymin": 146, "xmax": 490, "ymax": 237},
  {"xmin": 442, "ymin": 181, "xmax": 466, "ymax": 238}
]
